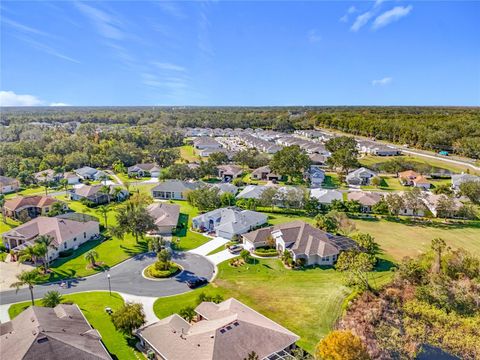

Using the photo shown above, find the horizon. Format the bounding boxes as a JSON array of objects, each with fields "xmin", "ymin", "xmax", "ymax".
[{"xmin": 1, "ymin": 1, "xmax": 479, "ymax": 106}]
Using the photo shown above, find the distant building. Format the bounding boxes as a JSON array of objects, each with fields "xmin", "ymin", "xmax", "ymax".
[
  {"xmin": 236, "ymin": 185, "xmax": 268, "ymax": 200},
  {"xmin": 33, "ymin": 169, "xmax": 63, "ymax": 184},
  {"xmin": 347, "ymin": 191, "xmax": 384, "ymax": 213},
  {"xmin": 250, "ymin": 166, "xmax": 281, "ymax": 182},
  {"xmin": 74, "ymin": 166, "xmax": 106, "ymax": 181},
  {"xmin": 0, "ymin": 176, "xmax": 20, "ymax": 194},
  {"xmin": 451, "ymin": 173, "xmax": 480, "ymax": 191},
  {"xmin": 346, "ymin": 167, "xmax": 377, "ymax": 186},
  {"xmin": 211, "ymin": 183, "xmax": 238, "ymax": 196},
  {"xmin": 136, "ymin": 298, "xmax": 299, "ymax": 360},
  {"xmin": 152, "ymin": 180, "xmax": 202, "ymax": 200},
  {"xmin": 310, "ymin": 189, "xmax": 343, "ymax": 205},
  {"xmin": 217, "ymin": 165, "xmax": 243, "ymax": 182},
  {"xmin": 69, "ymin": 185, "xmax": 128, "ymax": 205},
  {"xmin": 0, "ymin": 304, "xmax": 111, "ymax": 360},
  {"xmin": 306, "ymin": 166, "xmax": 325, "ymax": 188},
  {"xmin": 128, "ymin": 163, "xmax": 161, "ymax": 178},
  {"xmin": 193, "ymin": 137, "xmax": 222, "ymax": 150}
]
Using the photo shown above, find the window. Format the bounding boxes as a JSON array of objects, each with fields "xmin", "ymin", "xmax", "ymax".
[
  {"xmin": 64, "ymin": 242, "xmax": 67, "ymax": 249},
  {"xmin": 326, "ymin": 256, "xmax": 330, "ymax": 261},
  {"xmin": 84, "ymin": 232, "xmax": 86, "ymax": 239},
  {"xmin": 73, "ymin": 237, "xmax": 77, "ymax": 242}
]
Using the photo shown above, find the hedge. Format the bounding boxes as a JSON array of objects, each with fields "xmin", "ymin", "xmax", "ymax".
[{"xmin": 145, "ymin": 262, "xmax": 181, "ymax": 278}]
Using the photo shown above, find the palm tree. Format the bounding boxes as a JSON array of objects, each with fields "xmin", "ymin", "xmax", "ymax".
[
  {"xmin": 59, "ymin": 178, "xmax": 69, "ymax": 197},
  {"xmin": 0, "ymin": 194, "xmax": 6, "ymax": 224},
  {"xmin": 99, "ymin": 185, "xmax": 111, "ymax": 204},
  {"xmin": 42, "ymin": 290, "xmax": 63, "ymax": 307},
  {"xmin": 431, "ymin": 237, "xmax": 446, "ymax": 274},
  {"xmin": 96, "ymin": 205, "xmax": 110, "ymax": 229},
  {"xmin": 35, "ymin": 235, "xmax": 56, "ymax": 270},
  {"xmin": 84, "ymin": 249, "xmax": 99, "ymax": 267},
  {"xmin": 112, "ymin": 186, "xmax": 123, "ymax": 202},
  {"xmin": 11, "ymin": 269, "xmax": 40, "ymax": 306},
  {"xmin": 39, "ymin": 179, "xmax": 49, "ymax": 196},
  {"xmin": 18, "ymin": 245, "xmax": 40, "ymax": 264}
]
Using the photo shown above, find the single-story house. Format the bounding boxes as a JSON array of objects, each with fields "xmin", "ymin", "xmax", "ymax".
[
  {"xmin": 250, "ymin": 166, "xmax": 281, "ymax": 182},
  {"xmin": 33, "ymin": 169, "xmax": 63, "ymax": 184},
  {"xmin": 357, "ymin": 140, "xmax": 401, "ymax": 156},
  {"xmin": 310, "ymin": 189, "xmax": 343, "ymax": 205},
  {"xmin": 398, "ymin": 170, "xmax": 431, "ymax": 189},
  {"xmin": 136, "ymin": 298, "xmax": 299, "ymax": 360},
  {"xmin": 451, "ymin": 173, "xmax": 480, "ymax": 191},
  {"xmin": 0, "ymin": 176, "xmax": 20, "ymax": 194},
  {"xmin": 147, "ymin": 203, "xmax": 180, "ymax": 235},
  {"xmin": 412, "ymin": 175, "xmax": 431, "ymax": 190},
  {"xmin": 3, "ymin": 196, "xmax": 67, "ymax": 220},
  {"xmin": 422, "ymin": 193, "xmax": 463, "ymax": 218},
  {"xmin": 152, "ymin": 180, "xmax": 202, "ymax": 200},
  {"xmin": 236, "ymin": 185, "xmax": 268, "ymax": 200},
  {"xmin": 74, "ymin": 166, "xmax": 107, "ymax": 181},
  {"xmin": 309, "ymin": 154, "xmax": 328, "ymax": 167},
  {"xmin": 242, "ymin": 220, "xmax": 357, "ymax": 266},
  {"xmin": 0, "ymin": 304, "xmax": 111, "ymax": 360},
  {"xmin": 211, "ymin": 182, "xmax": 238, "ymax": 196},
  {"xmin": 347, "ymin": 191, "xmax": 384, "ymax": 212},
  {"xmin": 217, "ymin": 165, "xmax": 243, "ymax": 182},
  {"xmin": 192, "ymin": 207, "xmax": 267, "ymax": 239},
  {"xmin": 193, "ymin": 137, "xmax": 222, "ymax": 150},
  {"xmin": 3, "ymin": 216, "xmax": 100, "ymax": 260},
  {"xmin": 69, "ymin": 185, "xmax": 128, "ymax": 205},
  {"xmin": 306, "ymin": 166, "xmax": 325, "ymax": 188},
  {"xmin": 63, "ymin": 172, "xmax": 81, "ymax": 184},
  {"xmin": 346, "ymin": 167, "xmax": 377, "ymax": 186},
  {"xmin": 127, "ymin": 163, "xmax": 161, "ymax": 178}
]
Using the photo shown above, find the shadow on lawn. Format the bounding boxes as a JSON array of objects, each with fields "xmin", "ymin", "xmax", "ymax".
[{"xmin": 120, "ymin": 240, "xmax": 148, "ymax": 257}]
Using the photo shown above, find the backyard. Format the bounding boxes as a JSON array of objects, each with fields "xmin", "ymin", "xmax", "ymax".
[{"xmin": 8, "ymin": 292, "xmax": 140, "ymax": 360}]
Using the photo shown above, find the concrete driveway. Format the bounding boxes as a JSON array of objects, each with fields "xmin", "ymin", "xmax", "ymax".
[
  {"xmin": 188, "ymin": 236, "xmax": 229, "ymax": 256},
  {"xmin": 206, "ymin": 249, "xmax": 239, "ymax": 265}
]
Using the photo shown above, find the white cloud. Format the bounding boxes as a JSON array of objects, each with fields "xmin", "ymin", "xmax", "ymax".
[
  {"xmin": 373, "ymin": 5, "xmax": 413, "ymax": 30},
  {"xmin": 154, "ymin": 1, "xmax": 186, "ymax": 19},
  {"xmin": 2, "ymin": 18, "xmax": 50, "ymax": 37},
  {"xmin": 74, "ymin": 2, "xmax": 124, "ymax": 40},
  {"xmin": 17, "ymin": 36, "xmax": 80, "ymax": 63},
  {"xmin": 348, "ymin": 6, "xmax": 357, "ymax": 14},
  {"xmin": 372, "ymin": 77, "xmax": 393, "ymax": 86},
  {"xmin": 374, "ymin": 0, "xmax": 385, "ymax": 8},
  {"xmin": 340, "ymin": 6, "xmax": 357, "ymax": 23},
  {"xmin": 307, "ymin": 29, "xmax": 321, "ymax": 43},
  {"xmin": 0, "ymin": 91, "xmax": 43, "ymax": 106},
  {"xmin": 0, "ymin": 90, "xmax": 68, "ymax": 106},
  {"xmin": 351, "ymin": 11, "xmax": 374, "ymax": 32},
  {"xmin": 152, "ymin": 61, "xmax": 186, "ymax": 72}
]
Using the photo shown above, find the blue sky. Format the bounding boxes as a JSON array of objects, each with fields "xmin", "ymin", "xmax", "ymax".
[{"xmin": 1, "ymin": 1, "xmax": 479, "ymax": 106}]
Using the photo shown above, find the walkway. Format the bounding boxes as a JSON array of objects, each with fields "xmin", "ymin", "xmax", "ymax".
[
  {"xmin": 118, "ymin": 293, "xmax": 159, "ymax": 325},
  {"xmin": 188, "ymin": 236, "xmax": 229, "ymax": 256}
]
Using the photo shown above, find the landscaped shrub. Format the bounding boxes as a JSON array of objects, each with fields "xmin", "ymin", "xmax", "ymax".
[
  {"xmin": 58, "ymin": 249, "xmax": 74, "ymax": 258},
  {"xmin": 253, "ymin": 247, "xmax": 278, "ymax": 257},
  {"xmin": 145, "ymin": 261, "xmax": 180, "ymax": 278}
]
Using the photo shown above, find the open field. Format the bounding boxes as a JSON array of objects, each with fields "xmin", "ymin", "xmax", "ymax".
[
  {"xmin": 9, "ymin": 292, "xmax": 139, "ymax": 360},
  {"xmin": 177, "ymin": 145, "xmax": 199, "ymax": 163},
  {"xmin": 153, "ymin": 258, "xmax": 393, "ymax": 352}
]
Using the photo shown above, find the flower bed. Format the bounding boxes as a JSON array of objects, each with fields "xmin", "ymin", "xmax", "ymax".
[
  {"xmin": 144, "ymin": 261, "xmax": 181, "ymax": 279},
  {"xmin": 253, "ymin": 248, "xmax": 278, "ymax": 257}
]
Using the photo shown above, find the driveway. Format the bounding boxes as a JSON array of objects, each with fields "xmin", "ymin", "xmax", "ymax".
[
  {"xmin": 0, "ymin": 252, "xmax": 214, "ymax": 306},
  {"xmin": 206, "ymin": 249, "xmax": 239, "ymax": 265},
  {"xmin": 0, "ymin": 262, "xmax": 36, "ymax": 292},
  {"xmin": 188, "ymin": 236, "xmax": 229, "ymax": 256}
]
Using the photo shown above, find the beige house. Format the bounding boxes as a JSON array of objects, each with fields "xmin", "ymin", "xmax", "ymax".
[
  {"xmin": 147, "ymin": 202, "xmax": 180, "ymax": 234},
  {"xmin": 2, "ymin": 216, "xmax": 99, "ymax": 260},
  {"xmin": 347, "ymin": 191, "xmax": 384, "ymax": 213},
  {"xmin": 0, "ymin": 304, "xmax": 111, "ymax": 360},
  {"xmin": 217, "ymin": 165, "xmax": 243, "ymax": 182},
  {"xmin": 137, "ymin": 298, "xmax": 299, "ymax": 360},
  {"xmin": 0, "ymin": 176, "xmax": 20, "ymax": 194},
  {"xmin": 242, "ymin": 220, "xmax": 357, "ymax": 266},
  {"xmin": 3, "ymin": 196, "xmax": 66, "ymax": 220}
]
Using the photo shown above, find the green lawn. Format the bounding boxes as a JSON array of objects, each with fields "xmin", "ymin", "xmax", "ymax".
[
  {"xmin": 206, "ymin": 244, "xmax": 227, "ymax": 255},
  {"xmin": 5, "ymin": 186, "xmax": 47, "ymax": 199},
  {"xmin": 169, "ymin": 200, "xmax": 210, "ymax": 251},
  {"xmin": 0, "ymin": 217, "xmax": 20, "ymax": 234},
  {"xmin": 177, "ymin": 145, "xmax": 199, "ymax": 163},
  {"xmin": 153, "ymin": 258, "xmax": 393, "ymax": 352},
  {"xmin": 8, "ymin": 292, "xmax": 139, "ymax": 360}
]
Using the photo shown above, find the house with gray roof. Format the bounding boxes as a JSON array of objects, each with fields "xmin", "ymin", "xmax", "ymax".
[
  {"xmin": 147, "ymin": 202, "xmax": 180, "ymax": 234},
  {"xmin": 242, "ymin": 220, "xmax": 357, "ymax": 266},
  {"xmin": 69, "ymin": 185, "xmax": 128, "ymax": 205},
  {"xmin": 305, "ymin": 166, "xmax": 325, "ymax": 188},
  {"xmin": 152, "ymin": 180, "xmax": 203, "ymax": 200},
  {"xmin": 136, "ymin": 298, "xmax": 299, "ymax": 360},
  {"xmin": 74, "ymin": 166, "xmax": 106, "ymax": 181},
  {"xmin": 193, "ymin": 137, "xmax": 222, "ymax": 150},
  {"xmin": 128, "ymin": 163, "xmax": 161, "ymax": 178},
  {"xmin": 236, "ymin": 185, "xmax": 268, "ymax": 200},
  {"xmin": 211, "ymin": 183, "xmax": 238, "ymax": 196},
  {"xmin": 451, "ymin": 173, "xmax": 480, "ymax": 191},
  {"xmin": 0, "ymin": 304, "xmax": 111, "ymax": 360},
  {"xmin": 250, "ymin": 166, "xmax": 281, "ymax": 182},
  {"xmin": 310, "ymin": 189, "xmax": 343, "ymax": 205},
  {"xmin": 0, "ymin": 175, "xmax": 20, "ymax": 194},
  {"xmin": 192, "ymin": 207, "xmax": 267, "ymax": 239},
  {"xmin": 217, "ymin": 165, "xmax": 243, "ymax": 182},
  {"xmin": 346, "ymin": 167, "xmax": 377, "ymax": 186}
]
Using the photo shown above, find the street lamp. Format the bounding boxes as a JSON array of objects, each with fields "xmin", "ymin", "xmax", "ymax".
[{"xmin": 107, "ymin": 273, "xmax": 111, "ymax": 296}]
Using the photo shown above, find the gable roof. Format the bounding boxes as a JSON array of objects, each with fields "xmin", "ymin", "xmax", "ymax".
[
  {"xmin": 193, "ymin": 207, "xmax": 267, "ymax": 234},
  {"xmin": 4, "ymin": 196, "xmax": 60, "ymax": 212},
  {"xmin": 152, "ymin": 180, "xmax": 203, "ymax": 193},
  {"xmin": 211, "ymin": 183, "xmax": 238, "ymax": 195},
  {"xmin": 217, "ymin": 165, "xmax": 243, "ymax": 176},
  {"xmin": 147, "ymin": 203, "xmax": 180, "ymax": 228},
  {"xmin": 346, "ymin": 167, "xmax": 377, "ymax": 180},
  {"xmin": 137, "ymin": 298, "xmax": 299, "ymax": 360},
  {"xmin": 310, "ymin": 189, "xmax": 343, "ymax": 204},
  {"xmin": 0, "ymin": 176, "xmax": 19, "ymax": 186},
  {"xmin": 347, "ymin": 191, "xmax": 384, "ymax": 206},
  {"xmin": 128, "ymin": 163, "xmax": 161, "ymax": 172},
  {"xmin": 236, "ymin": 185, "xmax": 268, "ymax": 199},
  {"xmin": 451, "ymin": 174, "xmax": 480, "ymax": 187},
  {"xmin": 73, "ymin": 185, "xmax": 104, "ymax": 198},
  {"xmin": 74, "ymin": 166, "xmax": 100, "ymax": 177},
  {"xmin": 0, "ymin": 304, "xmax": 111, "ymax": 360}
]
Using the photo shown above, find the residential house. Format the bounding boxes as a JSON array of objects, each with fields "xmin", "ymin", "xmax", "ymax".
[
  {"xmin": 199, "ymin": 148, "xmax": 234, "ymax": 159},
  {"xmin": 147, "ymin": 203, "xmax": 180, "ymax": 235},
  {"xmin": 74, "ymin": 166, "xmax": 106, "ymax": 181},
  {"xmin": 128, "ymin": 163, "xmax": 161, "ymax": 178},
  {"xmin": 3, "ymin": 216, "xmax": 99, "ymax": 260},
  {"xmin": 357, "ymin": 140, "xmax": 401, "ymax": 156},
  {"xmin": 217, "ymin": 165, "xmax": 243, "ymax": 182},
  {"xmin": 152, "ymin": 180, "xmax": 202, "ymax": 200},
  {"xmin": 0, "ymin": 176, "xmax": 20, "ymax": 194},
  {"xmin": 451, "ymin": 173, "xmax": 480, "ymax": 191},
  {"xmin": 236, "ymin": 185, "xmax": 268, "ymax": 200},
  {"xmin": 422, "ymin": 193, "xmax": 463, "ymax": 218},
  {"xmin": 211, "ymin": 183, "xmax": 238, "ymax": 196},
  {"xmin": 242, "ymin": 220, "xmax": 357, "ymax": 266},
  {"xmin": 398, "ymin": 170, "xmax": 431, "ymax": 189},
  {"xmin": 192, "ymin": 207, "xmax": 267, "ymax": 239},
  {"xmin": 193, "ymin": 137, "xmax": 222, "ymax": 150},
  {"xmin": 3, "ymin": 196, "xmax": 66, "ymax": 220},
  {"xmin": 412, "ymin": 175, "xmax": 431, "ymax": 190},
  {"xmin": 63, "ymin": 172, "xmax": 81, "ymax": 184},
  {"xmin": 347, "ymin": 191, "xmax": 384, "ymax": 213},
  {"xmin": 250, "ymin": 166, "xmax": 281, "ymax": 182},
  {"xmin": 136, "ymin": 298, "xmax": 299, "ymax": 360},
  {"xmin": 69, "ymin": 185, "xmax": 128, "ymax": 205},
  {"xmin": 310, "ymin": 189, "xmax": 343, "ymax": 205},
  {"xmin": 346, "ymin": 167, "xmax": 377, "ymax": 186},
  {"xmin": 0, "ymin": 304, "xmax": 111, "ymax": 360},
  {"xmin": 309, "ymin": 154, "xmax": 328, "ymax": 167},
  {"xmin": 33, "ymin": 169, "xmax": 63, "ymax": 184},
  {"xmin": 306, "ymin": 166, "xmax": 325, "ymax": 188}
]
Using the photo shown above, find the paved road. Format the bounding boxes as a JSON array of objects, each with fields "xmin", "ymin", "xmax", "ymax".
[{"xmin": 0, "ymin": 251, "xmax": 214, "ymax": 305}]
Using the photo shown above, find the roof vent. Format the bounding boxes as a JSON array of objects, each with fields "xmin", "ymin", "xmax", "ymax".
[
  {"xmin": 220, "ymin": 329, "xmax": 226, "ymax": 334},
  {"xmin": 37, "ymin": 336, "xmax": 49, "ymax": 344}
]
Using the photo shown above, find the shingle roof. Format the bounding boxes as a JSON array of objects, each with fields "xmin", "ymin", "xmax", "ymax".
[
  {"xmin": 347, "ymin": 191, "xmax": 384, "ymax": 206},
  {"xmin": 0, "ymin": 176, "xmax": 18, "ymax": 186},
  {"xmin": 152, "ymin": 180, "xmax": 203, "ymax": 193},
  {"xmin": 4, "ymin": 196, "xmax": 60, "ymax": 212},
  {"xmin": 147, "ymin": 203, "xmax": 180, "ymax": 228},
  {"xmin": 0, "ymin": 304, "xmax": 111, "ymax": 360},
  {"xmin": 137, "ymin": 298, "xmax": 299, "ymax": 360},
  {"xmin": 310, "ymin": 189, "xmax": 343, "ymax": 204}
]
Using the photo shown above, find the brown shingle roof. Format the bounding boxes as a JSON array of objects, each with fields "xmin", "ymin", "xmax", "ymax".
[
  {"xmin": 347, "ymin": 191, "xmax": 384, "ymax": 206},
  {"xmin": 4, "ymin": 196, "xmax": 59, "ymax": 212},
  {"xmin": 147, "ymin": 203, "xmax": 180, "ymax": 228},
  {"xmin": 0, "ymin": 304, "xmax": 111, "ymax": 360}
]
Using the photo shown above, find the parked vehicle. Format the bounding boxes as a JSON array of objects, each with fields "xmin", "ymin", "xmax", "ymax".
[
  {"xmin": 186, "ymin": 276, "xmax": 208, "ymax": 289},
  {"xmin": 228, "ymin": 245, "xmax": 243, "ymax": 254}
]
